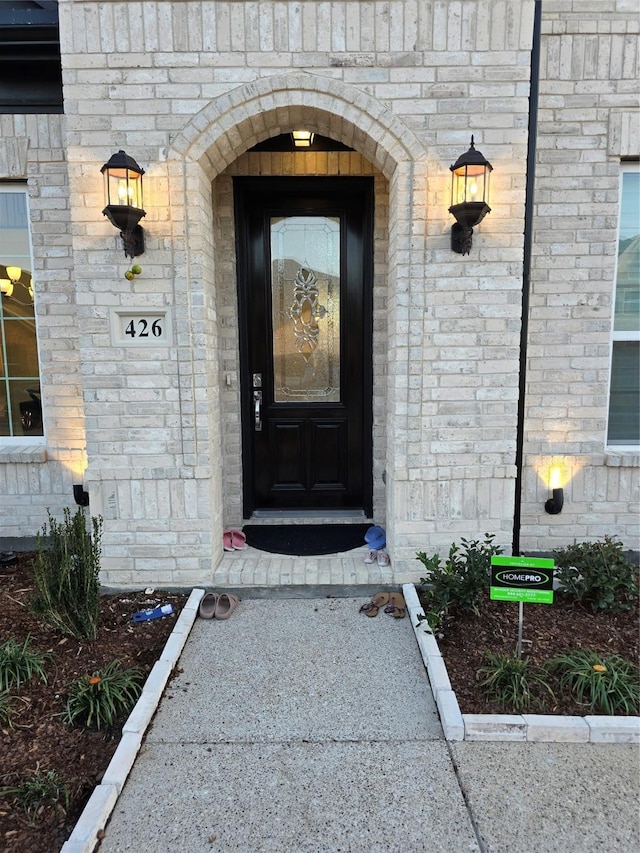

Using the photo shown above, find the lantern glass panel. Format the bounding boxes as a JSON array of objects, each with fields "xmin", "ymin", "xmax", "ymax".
[
  {"xmin": 104, "ymin": 167, "xmax": 143, "ymax": 210},
  {"xmin": 452, "ymin": 166, "xmax": 489, "ymax": 206}
]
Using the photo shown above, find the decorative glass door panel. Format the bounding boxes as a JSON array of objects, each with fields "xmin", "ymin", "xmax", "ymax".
[
  {"xmin": 271, "ymin": 216, "xmax": 340, "ymax": 403},
  {"xmin": 235, "ymin": 177, "xmax": 373, "ymax": 515}
]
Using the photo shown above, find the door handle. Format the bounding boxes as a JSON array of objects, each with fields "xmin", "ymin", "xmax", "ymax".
[{"xmin": 253, "ymin": 390, "xmax": 262, "ymax": 431}]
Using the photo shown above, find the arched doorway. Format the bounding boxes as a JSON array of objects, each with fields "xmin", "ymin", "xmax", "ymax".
[{"xmin": 168, "ymin": 73, "xmax": 428, "ymax": 547}]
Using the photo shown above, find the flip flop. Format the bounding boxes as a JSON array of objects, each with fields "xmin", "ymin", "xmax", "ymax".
[
  {"xmin": 363, "ymin": 550, "xmax": 377, "ymax": 564},
  {"xmin": 359, "ymin": 592, "xmax": 390, "ymax": 617},
  {"xmin": 377, "ymin": 551, "xmax": 391, "ymax": 567},
  {"xmin": 231, "ymin": 530, "xmax": 247, "ymax": 550},
  {"xmin": 198, "ymin": 592, "xmax": 219, "ymax": 619},
  {"xmin": 215, "ymin": 592, "xmax": 239, "ymax": 620},
  {"xmin": 223, "ymin": 530, "xmax": 234, "ymax": 551},
  {"xmin": 384, "ymin": 592, "xmax": 406, "ymax": 619}
]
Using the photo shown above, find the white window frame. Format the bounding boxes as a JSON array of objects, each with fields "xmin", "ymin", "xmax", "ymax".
[
  {"xmin": 606, "ymin": 163, "xmax": 640, "ymax": 450},
  {"xmin": 0, "ymin": 182, "xmax": 44, "ymax": 444}
]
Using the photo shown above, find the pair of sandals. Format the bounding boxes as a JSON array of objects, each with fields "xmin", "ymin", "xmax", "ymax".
[
  {"xmin": 359, "ymin": 591, "xmax": 405, "ymax": 619},
  {"xmin": 364, "ymin": 549, "xmax": 390, "ymax": 567},
  {"xmin": 198, "ymin": 592, "xmax": 239, "ymax": 620},
  {"xmin": 223, "ymin": 529, "xmax": 246, "ymax": 551}
]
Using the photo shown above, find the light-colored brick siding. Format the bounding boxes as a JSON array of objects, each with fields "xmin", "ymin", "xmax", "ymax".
[
  {"xmin": 519, "ymin": 0, "xmax": 639, "ymax": 551},
  {"xmin": 0, "ymin": 1, "xmax": 637, "ymax": 585}
]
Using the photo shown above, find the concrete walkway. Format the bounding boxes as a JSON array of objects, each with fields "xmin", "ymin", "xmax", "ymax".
[{"xmin": 98, "ymin": 594, "xmax": 640, "ymax": 853}]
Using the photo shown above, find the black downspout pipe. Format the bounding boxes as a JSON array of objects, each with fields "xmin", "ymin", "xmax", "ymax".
[{"xmin": 512, "ymin": 0, "xmax": 542, "ymax": 556}]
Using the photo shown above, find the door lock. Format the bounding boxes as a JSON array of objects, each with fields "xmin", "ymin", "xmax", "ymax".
[{"xmin": 253, "ymin": 390, "xmax": 262, "ymax": 431}]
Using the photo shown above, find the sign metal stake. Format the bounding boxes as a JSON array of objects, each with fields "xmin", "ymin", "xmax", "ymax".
[{"xmin": 517, "ymin": 601, "xmax": 524, "ymax": 658}]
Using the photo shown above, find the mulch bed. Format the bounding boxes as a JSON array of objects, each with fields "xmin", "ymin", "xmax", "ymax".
[
  {"xmin": 0, "ymin": 552, "xmax": 188, "ymax": 853},
  {"xmin": 416, "ymin": 588, "xmax": 639, "ymax": 716}
]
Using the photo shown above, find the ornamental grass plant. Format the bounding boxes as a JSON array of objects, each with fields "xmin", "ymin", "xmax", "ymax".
[
  {"xmin": 0, "ymin": 768, "xmax": 70, "ymax": 826},
  {"xmin": 0, "ymin": 636, "xmax": 51, "ymax": 692},
  {"xmin": 478, "ymin": 651, "xmax": 555, "ymax": 713},
  {"xmin": 548, "ymin": 649, "xmax": 640, "ymax": 716},
  {"xmin": 63, "ymin": 660, "xmax": 144, "ymax": 730}
]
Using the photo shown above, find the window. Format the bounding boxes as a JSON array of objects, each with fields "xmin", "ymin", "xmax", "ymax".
[
  {"xmin": 607, "ymin": 166, "xmax": 640, "ymax": 447},
  {"xmin": 0, "ymin": 186, "xmax": 42, "ymax": 438}
]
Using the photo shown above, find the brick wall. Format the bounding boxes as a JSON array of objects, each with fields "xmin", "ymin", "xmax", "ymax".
[
  {"xmin": 519, "ymin": 0, "xmax": 640, "ymax": 551},
  {"xmin": 0, "ymin": 114, "xmax": 86, "ymax": 537},
  {"xmin": 1, "ymin": 1, "xmax": 637, "ymax": 585}
]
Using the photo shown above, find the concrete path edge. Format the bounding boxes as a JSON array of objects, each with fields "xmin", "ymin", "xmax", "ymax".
[
  {"xmin": 59, "ymin": 588, "xmax": 206, "ymax": 853},
  {"xmin": 403, "ymin": 583, "xmax": 640, "ymax": 744}
]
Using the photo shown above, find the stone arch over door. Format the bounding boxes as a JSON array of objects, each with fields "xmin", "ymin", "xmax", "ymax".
[{"xmin": 167, "ymin": 73, "xmax": 428, "ymax": 560}]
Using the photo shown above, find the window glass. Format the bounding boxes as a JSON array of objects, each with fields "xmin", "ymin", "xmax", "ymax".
[
  {"xmin": 0, "ymin": 187, "xmax": 42, "ymax": 437},
  {"xmin": 607, "ymin": 168, "xmax": 640, "ymax": 446}
]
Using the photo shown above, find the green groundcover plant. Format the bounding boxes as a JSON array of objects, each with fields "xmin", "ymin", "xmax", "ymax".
[
  {"xmin": 478, "ymin": 652, "xmax": 555, "ymax": 713},
  {"xmin": 548, "ymin": 650, "xmax": 640, "ymax": 716},
  {"xmin": 0, "ymin": 636, "xmax": 50, "ymax": 692},
  {"xmin": 553, "ymin": 536, "xmax": 639, "ymax": 613},
  {"xmin": 30, "ymin": 508, "xmax": 103, "ymax": 640},
  {"xmin": 0, "ymin": 768, "xmax": 69, "ymax": 825},
  {"xmin": 63, "ymin": 660, "xmax": 144, "ymax": 730}
]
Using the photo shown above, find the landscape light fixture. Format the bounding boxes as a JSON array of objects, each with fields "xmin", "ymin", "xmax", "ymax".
[
  {"xmin": 545, "ymin": 488, "xmax": 564, "ymax": 515},
  {"xmin": 101, "ymin": 150, "xmax": 146, "ymax": 258},
  {"xmin": 73, "ymin": 484, "xmax": 90, "ymax": 507},
  {"xmin": 291, "ymin": 130, "xmax": 315, "ymax": 148},
  {"xmin": 544, "ymin": 467, "xmax": 564, "ymax": 515},
  {"xmin": 449, "ymin": 136, "xmax": 493, "ymax": 254}
]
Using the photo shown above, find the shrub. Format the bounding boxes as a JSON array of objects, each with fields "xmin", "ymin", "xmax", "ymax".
[
  {"xmin": 416, "ymin": 534, "xmax": 502, "ymax": 635},
  {"xmin": 553, "ymin": 536, "xmax": 638, "ymax": 612},
  {"xmin": 0, "ymin": 636, "xmax": 50, "ymax": 692},
  {"xmin": 479, "ymin": 652, "xmax": 555, "ymax": 713},
  {"xmin": 30, "ymin": 508, "xmax": 103, "ymax": 640},
  {"xmin": 548, "ymin": 649, "xmax": 640, "ymax": 716},
  {"xmin": 0, "ymin": 768, "xmax": 69, "ymax": 825},
  {"xmin": 63, "ymin": 660, "xmax": 144, "ymax": 730}
]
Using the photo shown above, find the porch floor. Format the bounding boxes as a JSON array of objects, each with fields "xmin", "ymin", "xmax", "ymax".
[{"xmin": 212, "ymin": 543, "xmax": 394, "ymax": 587}]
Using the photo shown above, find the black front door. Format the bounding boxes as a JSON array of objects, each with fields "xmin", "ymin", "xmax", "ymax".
[{"xmin": 235, "ymin": 177, "xmax": 373, "ymax": 516}]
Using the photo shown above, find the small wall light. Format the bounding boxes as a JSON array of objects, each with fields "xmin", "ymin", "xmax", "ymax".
[
  {"xmin": 73, "ymin": 484, "xmax": 90, "ymax": 507},
  {"xmin": 291, "ymin": 130, "xmax": 315, "ymax": 148},
  {"xmin": 544, "ymin": 467, "xmax": 564, "ymax": 514},
  {"xmin": 545, "ymin": 488, "xmax": 564, "ymax": 515},
  {"xmin": 449, "ymin": 136, "xmax": 493, "ymax": 255},
  {"xmin": 101, "ymin": 150, "xmax": 146, "ymax": 258}
]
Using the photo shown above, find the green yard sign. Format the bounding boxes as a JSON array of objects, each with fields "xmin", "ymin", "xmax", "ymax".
[{"xmin": 490, "ymin": 556, "xmax": 555, "ymax": 604}]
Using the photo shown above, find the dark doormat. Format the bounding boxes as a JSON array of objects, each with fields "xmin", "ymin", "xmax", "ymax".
[{"xmin": 242, "ymin": 524, "xmax": 370, "ymax": 556}]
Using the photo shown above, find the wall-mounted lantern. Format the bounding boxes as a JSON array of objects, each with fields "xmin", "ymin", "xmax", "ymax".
[
  {"xmin": 101, "ymin": 150, "xmax": 146, "ymax": 258},
  {"xmin": 291, "ymin": 130, "xmax": 315, "ymax": 148},
  {"xmin": 449, "ymin": 136, "xmax": 493, "ymax": 255}
]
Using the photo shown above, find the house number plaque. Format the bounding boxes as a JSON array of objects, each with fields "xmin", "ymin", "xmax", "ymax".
[{"xmin": 110, "ymin": 309, "xmax": 172, "ymax": 346}]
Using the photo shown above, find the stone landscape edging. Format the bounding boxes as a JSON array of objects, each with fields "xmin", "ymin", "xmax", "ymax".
[
  {"xmin": 60, "ymin": 588, "xmax": 206, "ymax": 853},
  {"xmin": 403, "ymin": 583, "xmax": 640, "ymax": 744}
]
